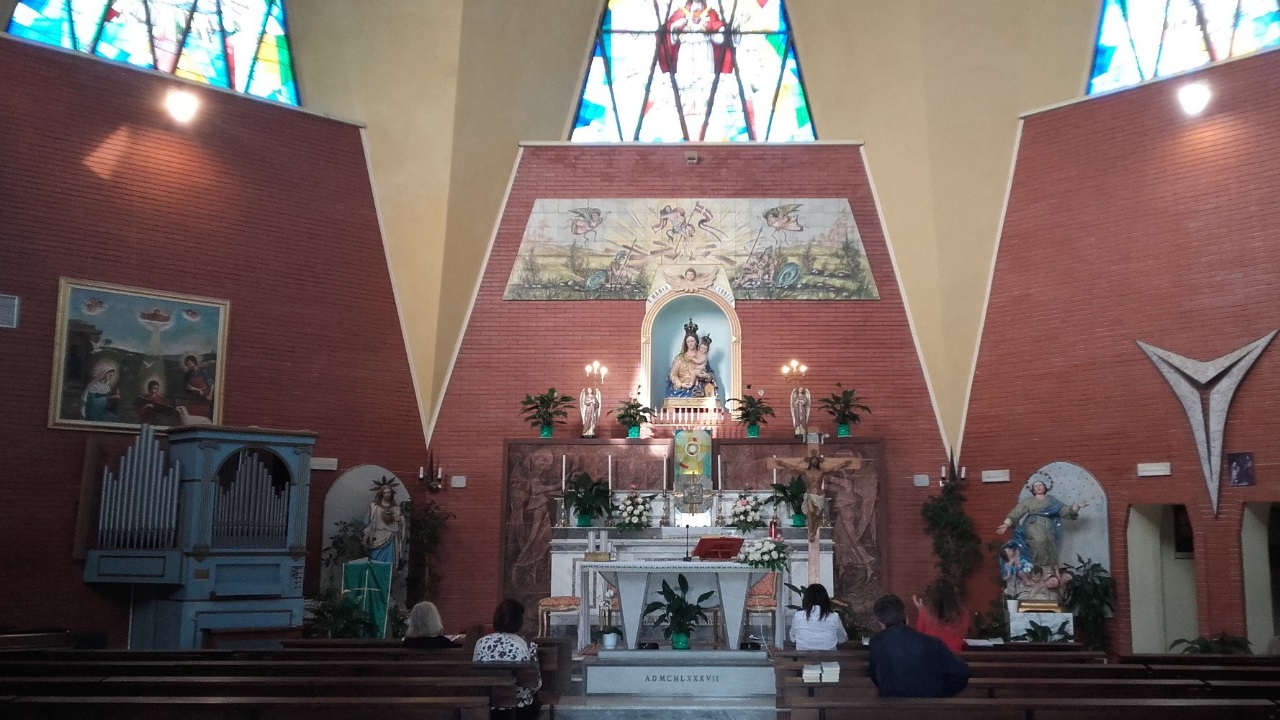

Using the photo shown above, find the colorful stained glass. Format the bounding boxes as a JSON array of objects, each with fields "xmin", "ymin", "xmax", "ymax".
[
  {"xmin": 1089, "ymin": 0, "xmax": 1280, "ymax": 94},
  {"xmin": 571, "ymin": 0, "xmax": 816, "ymax": 142},
  {"xmin": 5, "ymin": 0, "xmax": 300, "ymax": 106}
]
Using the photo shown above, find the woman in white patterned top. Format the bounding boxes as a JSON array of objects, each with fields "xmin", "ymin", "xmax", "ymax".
[
  {"xmin": 473, "ymin": 598, "xmax": 541, "ymax": 719},
  {"xmin": 789, "ymin": 583, "xmax": 849, "ymax": 651}
]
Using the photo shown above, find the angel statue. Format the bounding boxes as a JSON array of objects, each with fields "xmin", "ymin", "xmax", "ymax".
[{"xmin": 790, "ymin": 386, "xmax": 811, "ymax": 437}]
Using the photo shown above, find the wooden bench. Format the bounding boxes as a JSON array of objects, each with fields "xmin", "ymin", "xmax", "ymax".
[
  {"xmin": 776, "ymin": 660, "xmax": 1153, "ymax": 679},
  {"xmin": 780, "ymin": 675, "xmax": 1214, "ymax": 702},
  {"xmin": 773, "ymin": 649, "xmax": 1107, "ymax": 664},
  {"xmin": 0, "ymin": 633, "xmax": 73, "ymax": 650},
  {"xmin": 2, "ymin": 694, "xmax": 491, "ymax": 720},
  {"xmin": 1121, "ymin": 654, "xmax": 1280, "ymax": 666},
  {"xmin": 786, "ymin": 695, "xmax": 1280, "ymax": 720},
  {"xmin": 200, "ymin": 625, "xmax": 305, "ymax": 649}
]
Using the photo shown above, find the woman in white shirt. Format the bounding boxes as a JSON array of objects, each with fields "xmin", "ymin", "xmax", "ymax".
[{"xmin": 789, "ymin": 583, "xmax": 848, "ymax": 650}]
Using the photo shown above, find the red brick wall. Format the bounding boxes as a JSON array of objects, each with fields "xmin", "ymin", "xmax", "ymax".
[
  {"xmin": 0, "ymin": 37, "xmax": 426, "ymax": 642},
  {"xmin": 961, "ymin": 50, "xmax": 1280, "ymax": 651},
  {"xmin": 430, "ymin": 143, "xmax": 949, "ymax": 628}
]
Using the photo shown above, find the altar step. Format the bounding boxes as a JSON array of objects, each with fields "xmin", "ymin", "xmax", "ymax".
[{"xmin": 553, "ymin": 694, "xmax": 777, "ymax": 720}]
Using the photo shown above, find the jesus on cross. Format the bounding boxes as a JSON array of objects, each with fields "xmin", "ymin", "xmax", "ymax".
[{"xmin": 768, "ymin": 446, "xmax": 862, "ymax": 585}]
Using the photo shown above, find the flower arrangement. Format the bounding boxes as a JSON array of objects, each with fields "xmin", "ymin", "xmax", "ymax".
[
  {"xmin": 739, "ymin": 538, "xmax": 789, "ymax": 572},
  {"xmin": 728, "ymin": 490, "xmax": 765, "ymax": 532},
  {"xmin": 614, "ymin": 491, "xmax": 653, "ymax": 531}
]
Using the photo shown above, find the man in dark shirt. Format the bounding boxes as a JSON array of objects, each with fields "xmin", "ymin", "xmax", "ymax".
[{"xmin": 867, "ymin": 594, "xmax": 969, "ymax": 697}]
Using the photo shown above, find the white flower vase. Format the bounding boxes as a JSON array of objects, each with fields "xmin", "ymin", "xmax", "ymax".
[{"xmin": 602, "ymin": 633, "xmax": 620, "ymax": 650}]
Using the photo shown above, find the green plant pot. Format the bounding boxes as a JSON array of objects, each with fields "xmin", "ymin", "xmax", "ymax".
[
  {"xmin": 576, "ymin": 513, "xmax": 593, "ymax": 527},
  {"xmin": 791, "ymin": 513, "xmax": 806, "ymax": 527},
  {"xmin": 540, "ymin": 425, "xmax": 553, "ymax": 438},
  {"xmin": 837, "ymin": 423, "xmax": 851, "ymax": 437},
  {"xmin": 746, "ymin": 424, "xmax": 760, "ymax": 438},
  {"xmin": 627, "ymin": 425, "xmax": 641, "ymax": 438},
  {"xmin": 670, "ymin": 632, "xmax": 691, "ymax": 650}
]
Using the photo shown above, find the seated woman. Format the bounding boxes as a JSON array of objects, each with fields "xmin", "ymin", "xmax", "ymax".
[
  {"xmin": 402, "ymin": 601, "xmax": 460, "ymax": 649},
  {"xmin": 473, "ymin": 598, "xmax": 541, "ymax": 720},
  {"xmin": 789, "ymin": 583, "xmax": 848, "ymax": 651},
  {"xmin": 912, "ymin": 577, "xmax": 967, "ymax": 653}
]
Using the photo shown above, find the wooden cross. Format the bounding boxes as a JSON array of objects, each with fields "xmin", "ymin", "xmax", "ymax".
[{"xmin": 768, "ymin": 445, "xmax": 863, "ymax": 586}]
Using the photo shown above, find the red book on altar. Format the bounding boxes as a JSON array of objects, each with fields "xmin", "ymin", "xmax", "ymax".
[{"xmin": 691, "ymin": 536, "xmax": 744, "ymax": 560}]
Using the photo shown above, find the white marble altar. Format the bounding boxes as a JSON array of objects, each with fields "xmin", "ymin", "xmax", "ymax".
[
  {"xmin": 577, "ymin": 560, "xmax": 770, "ymax": 651},
  {"xmin": 551, "ymin": 526, "xmax": 833, "ymax": 648}
]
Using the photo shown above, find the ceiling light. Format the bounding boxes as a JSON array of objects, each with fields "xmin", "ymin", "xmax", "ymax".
[
  {"xmin": 1177, "ymin": 81, "xmax": 1211, "ymax": 116},
  {"xmin": 165, "ymin": 89, "xmax": 199, "ymax": 123}
]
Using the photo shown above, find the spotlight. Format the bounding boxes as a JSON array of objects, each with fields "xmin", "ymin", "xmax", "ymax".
[
  {"xmin": 1177, "ymin": 81, "xmax": 1211, "ymax": 116},
  {"xmin": 165, "ymin": 89, "xmax": 199, "ymax": 123}
]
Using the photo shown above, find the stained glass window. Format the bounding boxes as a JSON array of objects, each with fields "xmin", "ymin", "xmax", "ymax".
[
  {"xmin": 7, "ymin": 0, "xmax": 299, "ymax": 105},
  {"xmin": 1089, "ymin": 0, "xmax": 1280, "ymax": 94},
  {"xmin": 571, "ymin": 0, "xmax": 815, "ymax": 142}
]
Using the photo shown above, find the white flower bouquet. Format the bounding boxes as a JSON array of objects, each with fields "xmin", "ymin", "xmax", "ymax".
[
  {"xmin": 739, "ymin": 538, "xmax": 789, "ymax": 571},
  {"xmin": 614, "ymin": 492, "xmax": 653, "ymax": 531},
  {"xmin": 728, "ymin": 491, "xmax": 765, "ymax": 532}
]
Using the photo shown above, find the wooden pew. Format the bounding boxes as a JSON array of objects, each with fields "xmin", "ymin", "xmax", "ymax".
[
  {"xmin": 0, "ymin": 633, "xmax": 73, "ymax": 650},
  {"xmin": 776, "ymin": 660, "xmax": 1154, "ymax": 680},
  {"xmin": 0, "ymin": 658, "xmax": 540, "ymax": 685},
  {"xmin": 773, "ymin": 649, "xmax": 1107, "ymax": 664},
  {"xmin": 0, "ymin": 675, "xmax": 520, "ymax": 706},
  {"xmin": 786, "ymin": 695, "xmax": 1279, "ymax": 720},
  {"xmin": 3, "ymin": 694, "xmax": 491, "ymax": 720},
  {"xmin": 1121, "ymin": 654, "xmax": 1280, "ymax": 666},
  {"xmin": 780, "ymin": 675, "xmax": 1212, "ymax": 702}
]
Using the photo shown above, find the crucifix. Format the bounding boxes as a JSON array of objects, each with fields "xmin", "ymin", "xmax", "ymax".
[{"xmin": 769, "ymin": 445, "xmax": 862, "ymax": 585}]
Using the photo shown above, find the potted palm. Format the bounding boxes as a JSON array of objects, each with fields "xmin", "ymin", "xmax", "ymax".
[
  {"xmin": 643, "ymin": 573, "xmax": 716, "ymax": 650},
  {"xmin": 520, "ymin": 388, "xmax": 575, "ymax": 438},
  {"xmin": 564, "ymin": 472, "xmax": 613, "ymax": 527},
  {"xmin": 612, "ymin": 393, "xmax": 655, "ymax": 438},
  {"xmin": 729, "ymin": 385, "xmax": 775, "ymax": 438},
  {"xmin": 769, "ymin": 475, "xmax": 808, "ymax": 527},
  {"xmin": 818, "ymin": 383, "xmax": 871, "ymax": 437}
]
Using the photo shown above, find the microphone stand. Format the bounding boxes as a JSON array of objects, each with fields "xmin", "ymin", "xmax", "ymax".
[{"xmin": 683, "ymin": 524, "xmax": 692, "ymax": 561}]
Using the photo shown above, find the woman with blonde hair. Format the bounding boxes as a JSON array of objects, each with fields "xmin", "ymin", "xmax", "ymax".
[{"xmin": 402, "ymin": 601, "xmax": 459, "ymax": 649}]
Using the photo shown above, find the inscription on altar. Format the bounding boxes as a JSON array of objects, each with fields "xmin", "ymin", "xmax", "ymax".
[
  {"xmin": 644, "ymin": 674, "xmax": 721, "ymax": 682},
  {"xmin": 587, "ymin": 663, "xmax": 774, "ymax": 696}
]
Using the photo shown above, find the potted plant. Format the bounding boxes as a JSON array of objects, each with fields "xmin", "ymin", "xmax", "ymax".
[
  {"xmin": 520, "ymin": 388, "xmax": 575, "ymax": 438},
  {"xmin": 818, "ymin": 383, "xmax": 871, "ymax": 437},
  {"xmin": 1060, "ymin": 555, "xmax": 1115, "ymax": 652},
  {"xmin": 729, "ymin": 385, "xmax": 775, "ymax": 438},
  {"xmin": 769, "ymin": 475, "xmax": 808, "ymax": 527},
  {"xmin": 643, "ymin": 573, "xmax": 716, "ymax": 650},
  {"xmin": 612, "ymin": 393, "xmax": 655, "ymax": 439},
  {"xmin": 564, "ymin": 472, "xmax": 613, "ymax": 527},
  {"xmin": 594, "ymin": 626, "xmax": 624, "ymax": 650},
  {"xmin": 1169, "ymin": 633, "xmax": 1252, "ymax": 654}
]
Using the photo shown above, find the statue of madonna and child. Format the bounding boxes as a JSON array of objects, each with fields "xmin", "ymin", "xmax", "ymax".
[{"xmin": 665, "ymin": 318, "xmax": 719, "ymax": 405}]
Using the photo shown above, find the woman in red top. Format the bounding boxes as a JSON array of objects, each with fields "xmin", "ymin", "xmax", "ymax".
[{"xmin": 912, "ymin": 577, "xmax": 968, "ymax": 653}]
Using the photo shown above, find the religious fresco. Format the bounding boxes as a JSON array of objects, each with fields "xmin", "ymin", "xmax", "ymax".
[{"xmin": 503, "ymin": 198, "xmax": 878, "ymax": 301}]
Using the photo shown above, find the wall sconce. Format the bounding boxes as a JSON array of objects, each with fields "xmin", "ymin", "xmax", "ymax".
[
  {"xmin": 422, "ymin": 450, "xmax": 444, "ymax": 492},
  {"xmin": 581, "ymin": 361, "xmax": 607, "ymax": 438},
  {"xmin": 781, "ymin": 359, "xmax": 810, "ymax": 437},
  {"xmin": 684, "ymin": 151, "xmax": 700, "ymax": 165}
]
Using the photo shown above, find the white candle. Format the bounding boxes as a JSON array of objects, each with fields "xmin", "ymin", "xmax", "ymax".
[
  {"xmin": 418, "ymin": 466, "xmax": 425, "ymax": 481},
  {"xmin": 717, "ymin": 456, "xmax": 723, "ymax": 490},
  {"xmin": 561, "ymin": 456, "xmax": 567, "ymax": 493},
  {"xmin": 608, "ymin": 455, "xmax": 613, "ymax": 490},
  {"xmin": 663, "ymin": 453, "xmax": 668, "ymax": 492}
]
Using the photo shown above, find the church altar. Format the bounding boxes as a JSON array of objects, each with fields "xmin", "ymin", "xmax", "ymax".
[
  {"xmin": 558, "ymin": 526, "xmax": 832, "ymax": 650},
  {"xmin": 576, "ymin": 560, "xmax": 773, "ymax": 652}
]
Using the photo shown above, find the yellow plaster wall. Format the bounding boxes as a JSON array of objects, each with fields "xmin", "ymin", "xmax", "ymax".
[{"xmin": 286, "ymin": 0, "xmax": 1100, "ymax": 450}]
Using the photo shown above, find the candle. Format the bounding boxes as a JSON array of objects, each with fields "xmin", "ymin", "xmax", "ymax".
[
  {"xmin": 437, "ymin": 467, "xmax": 443, "ymax": 480},
  {"xmin": 562, "ymin": 455, "xmax": 567, "ymax": 493},
  {"xmin": 717, "ymin": 456, "xmax": 722, "ymax": 490},
  {"xmin": 662, "ymin": 453, "xmax": 668, "ymax": 492},
  {"xmin": 608, "ymin": 455, "xmax": 613, "ymax": 491},
  {"xmin": 418, "ymin": 466, "xmax": 425, "ymax": 481},
  {"xmin": 941, "ymin": 465, "xmax": 947, "ymax": 480}
]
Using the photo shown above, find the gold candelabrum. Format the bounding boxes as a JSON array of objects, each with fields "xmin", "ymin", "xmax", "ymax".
[{"xmin": 782, "ymin": 359, "xmax": 811, "ymax": 437}]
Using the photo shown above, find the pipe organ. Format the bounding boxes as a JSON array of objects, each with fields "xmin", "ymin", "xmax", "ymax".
[{"xmin": 84, "ymin": 425, "xmax": 315, "ymax": 649}]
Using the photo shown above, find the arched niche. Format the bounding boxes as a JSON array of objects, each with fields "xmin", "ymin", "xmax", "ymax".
[
  {"xmin": 641, "ymin": 290, "xmax": 741, "ymax": 413},
  {"xmin": 320, "ymin": 464, "xmax": 406, "ymax": 589}
]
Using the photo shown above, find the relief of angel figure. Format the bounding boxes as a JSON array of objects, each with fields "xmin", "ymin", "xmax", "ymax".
[{"xmin": 662, "ymin": 266, "xmax": 716, "ymax": 292}]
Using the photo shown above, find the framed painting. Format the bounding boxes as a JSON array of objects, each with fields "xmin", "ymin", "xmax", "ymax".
[{"xmin": 48, "ymin": 278, "xmax": 229, "ymax": 432}]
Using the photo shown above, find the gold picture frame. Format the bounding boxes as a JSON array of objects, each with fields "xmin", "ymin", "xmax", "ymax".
[{"xmin": 48, "ymin": 278, "xmax": 229, "ymax": 432}]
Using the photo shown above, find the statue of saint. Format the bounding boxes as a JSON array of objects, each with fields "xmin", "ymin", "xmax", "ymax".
[
  {"xmin": 362, "ymin": 478, "xmax": 405, "ymax": 571},
  {"xmin": 996, "ymin": 475, "xmax": 1088, "ymax": 569},
  {"xmin": 666, "ymin": 319, "xmax": 717, "ymax": 402},
  {"xmin": 580, "ymin": 386, "xmax": 601, "ymax": 438},
  {"xmin": 789, "ymin": 386, "xmax": 810, "ymax": 437}
]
